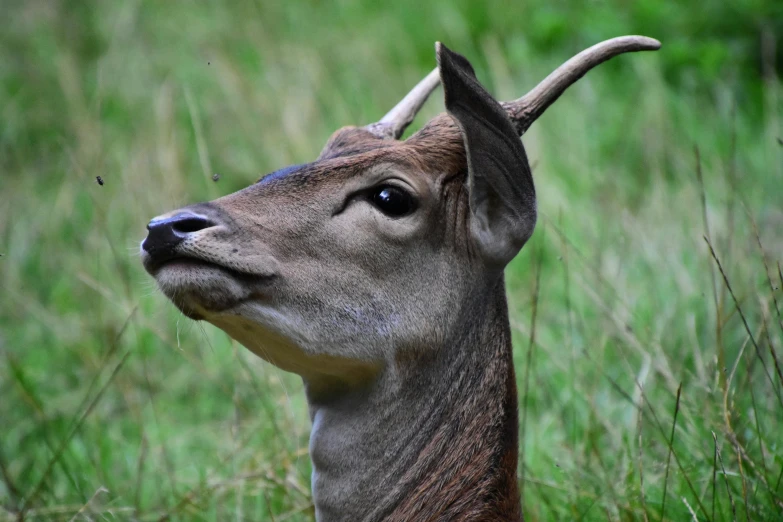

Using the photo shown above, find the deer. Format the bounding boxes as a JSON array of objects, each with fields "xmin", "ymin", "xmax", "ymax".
[{"xmin": 141, "ymin": 36, "xmax": 660, "ymax": 521}]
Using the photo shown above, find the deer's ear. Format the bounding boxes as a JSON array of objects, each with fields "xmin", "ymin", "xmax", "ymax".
[{"xmin": 437, "ymin": 42, "xmax": 537, "ymax": 267}]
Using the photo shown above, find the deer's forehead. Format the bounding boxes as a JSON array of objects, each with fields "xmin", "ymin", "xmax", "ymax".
[
  {"xmin": 253, "ymin": 161, "xmax": 350, "ymax": 192},
  {"xmin": 319, "ymin": 126, "xmax": 396, "ymax": 160},
  {"xmin": 247, "ymin": 120, "xmax": 467, "ymax": 195},
  {"xmin": 255, "ymin": 149, "xmax": 439, "ymax": 192},
  {"xmin": 257, "ymin": 163, "xmax": 312, "ymax": 186}
]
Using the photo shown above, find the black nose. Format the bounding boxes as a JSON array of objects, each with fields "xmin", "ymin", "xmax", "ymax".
[{"xmin": 142, "ymin": 213, "xmax": 212, "ymax": 259}]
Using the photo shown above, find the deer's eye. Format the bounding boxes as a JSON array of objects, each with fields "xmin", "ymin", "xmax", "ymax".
[{"xmin": 369, "ymin": 186, "xmax": 417, "ymax": 217}]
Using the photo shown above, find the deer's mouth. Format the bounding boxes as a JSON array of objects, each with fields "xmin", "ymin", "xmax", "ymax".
[
  {"xmin": 144, "ymin": 254, "xmax": 253, "ymax": 280},
  {"xmin": 144, "ymin": 254, "xmax": 275, "ymax": 317}
]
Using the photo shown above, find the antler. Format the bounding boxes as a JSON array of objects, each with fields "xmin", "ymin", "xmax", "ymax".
[
  {"xmin": 364, "ymin": 68, "xmax": 440, "ymax": 139},
  {"xmin": 366, "ymin": 35, "xmax": 660, "ymax": 140},
  {"xmin": 502, "ymin": 35, "xmax": 661, "ymax": 134}
]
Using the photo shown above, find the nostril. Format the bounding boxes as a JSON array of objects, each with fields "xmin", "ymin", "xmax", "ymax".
[
  {"xmin": 143, "ymin": 212, "xmax": 214, "ymax": 257},
  {"xmin": 171, "ymin": 216, "xmax": 212, "ymax": 234}
]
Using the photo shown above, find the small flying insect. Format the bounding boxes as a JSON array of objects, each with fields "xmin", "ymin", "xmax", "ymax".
[
  {"xmin": 212, "ymin": 173, "xmax": 220, "ymax": 182},
  {"xmin": 96, "ymin": 176, "xmax": 104, "ymax": 186}
]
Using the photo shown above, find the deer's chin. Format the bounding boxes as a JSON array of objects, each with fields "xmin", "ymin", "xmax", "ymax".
[{"xmin": 153, "ymin": 259, "xmax": 258, "ymax": 318}]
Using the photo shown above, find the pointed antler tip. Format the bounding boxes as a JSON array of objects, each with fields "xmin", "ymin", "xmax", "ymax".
[
  {"xmin": 506, "ymin": 35, "xmax": 662, "ymax": 134},
  {"xmin": 624, "ymin": 35, "xmax": 662, "ymax": 50}
]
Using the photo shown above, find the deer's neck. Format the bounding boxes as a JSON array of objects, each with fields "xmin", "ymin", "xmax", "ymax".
[{"xmin": 305, "ymin": 282, "xmax": 521, "ymax": 522}]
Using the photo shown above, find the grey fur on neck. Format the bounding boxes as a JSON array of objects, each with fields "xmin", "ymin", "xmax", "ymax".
[{"xmin": 305, "ymin": 280, "xmax": 520, "ymax": 521}]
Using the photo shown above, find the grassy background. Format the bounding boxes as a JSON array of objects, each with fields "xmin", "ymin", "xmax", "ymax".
[{"xmin": 2, "ymin": 1, "xmax": 782, "ymax": 520}]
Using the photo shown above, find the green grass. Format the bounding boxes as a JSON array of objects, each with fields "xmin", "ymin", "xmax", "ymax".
[{"xmin": 1, "ymin": 1, "xmax": 782, "ymax": 520}]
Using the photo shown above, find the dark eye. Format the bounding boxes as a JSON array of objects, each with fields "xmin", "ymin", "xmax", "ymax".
[{"xmin": 369, "ymin": 186, "xmax": 417, "ymax": 217}]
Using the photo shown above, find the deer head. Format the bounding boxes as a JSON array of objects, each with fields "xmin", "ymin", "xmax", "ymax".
[{"xmin": 141, "ymin": 36, "xmax": 659, "ymax": 520}]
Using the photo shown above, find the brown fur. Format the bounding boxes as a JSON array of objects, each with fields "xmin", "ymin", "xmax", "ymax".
[{"xmin": 384, "ymin": 284, "xmax": 521, "ymax": 522}]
